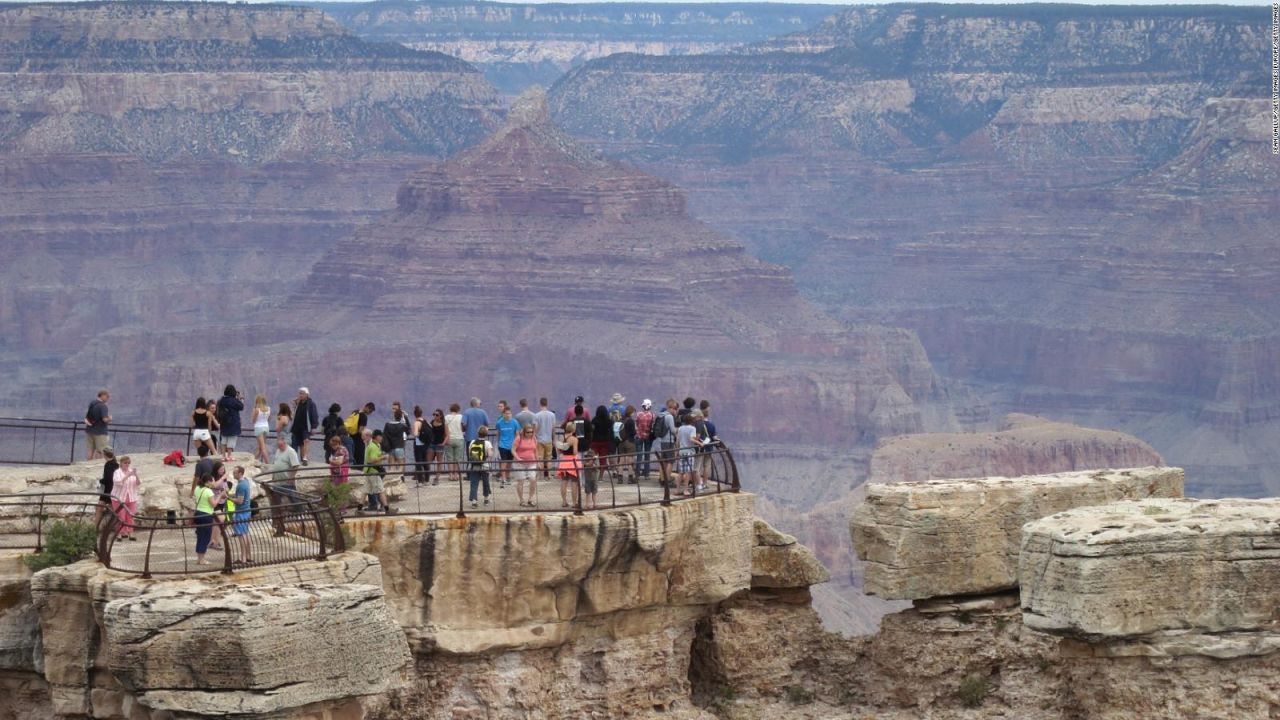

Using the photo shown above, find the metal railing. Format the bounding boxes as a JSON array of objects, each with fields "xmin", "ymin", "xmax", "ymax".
[
  {"xmin": 0, "ymin": 416, "xmax": 196, "ymax": 465},
  {"xmin": 0, "ymin": 491, "xmax": 103, "ymax": 552},
  {"xmin": 97, "ymin": 485, "xmax": 345, "ymax": 578},
  {"xmin": 277, "ymin": 441, "xmax": 740, "ymax": 519}
]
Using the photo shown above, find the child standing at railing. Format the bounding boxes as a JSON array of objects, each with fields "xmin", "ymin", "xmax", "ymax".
[{"xmin": 110, "ymin": 455, "xmax": 140, "ymax": 540}]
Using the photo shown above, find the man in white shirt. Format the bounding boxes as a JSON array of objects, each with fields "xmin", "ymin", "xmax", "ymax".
[{"xmin": 533, "ymin": 397, "xmax": 557, "ymax": 481}]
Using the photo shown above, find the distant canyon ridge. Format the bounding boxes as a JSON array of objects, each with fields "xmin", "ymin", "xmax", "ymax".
[{"xmin": 0, "ymin": 0, "xmax": 1275, "ymax": 630}]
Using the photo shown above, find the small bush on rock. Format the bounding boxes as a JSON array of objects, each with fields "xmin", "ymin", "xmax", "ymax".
[
  {"xmin": 957, "ymin": 674, "xmax": 990, "ymax": 708},
  {"xmin": 24, "ymin": 520, "xmax": 98, "ymax": 571}
]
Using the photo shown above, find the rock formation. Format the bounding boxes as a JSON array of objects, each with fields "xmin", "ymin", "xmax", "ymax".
[
  {"xmin": 852, "ymin": 466, "xmax": 1184, "ymax": 599},
  {"xmin": 317, "ymin": 0, "xmax": 837, "ymax": 94},
  {"xmin": 548, "ymin": 3, "xmax": 1280, "ymax": 499},
  {"xmin": 1020, "ymin": 498, "xmax": 1280, "ymax": 719}
]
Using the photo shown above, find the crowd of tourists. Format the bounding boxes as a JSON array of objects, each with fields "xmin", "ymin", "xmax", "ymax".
[{"xmin": 87, "ymin": 386, "xmax": 723, "ymax": 559}]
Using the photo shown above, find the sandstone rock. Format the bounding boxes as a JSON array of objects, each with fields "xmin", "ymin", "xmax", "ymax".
[
  {"xmin": 852, "ymin": 466, "xmax": 1183, "ymax": 599},
  {"xmin": 1058, "ymin": 643, "xmax": 1280, "ymax": 720},
  {"xmin": 345, "ymin": 492, "xmax": 755, "ymax": 654},
  {"xmin": 750, "ymin": 519, "xmax": 830, "ymax": 589},
  {"xmin": 1020, "ymin": 498, "xmax": 1280, "ymax": 638},
  {"xmin": 103, "ymin": 583, "xmax": 411, "ymax": 716},
  {"xmin": 0, "ymin": 552, "xmax": 39, "ymax": 673}
]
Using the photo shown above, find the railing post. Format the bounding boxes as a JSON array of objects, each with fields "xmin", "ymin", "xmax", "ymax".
[
  {"xmin": 456, "ymin": 465, "xmax": 466, "ymax": 519},
  {"xmin": 220, "ymin": 522, "xmax": 233, "ymax": 575},
  {"xmin": 313, "ymin": 502, "xmax": 329, "ymax": 561},
  {"xmin": 69, "ymin": 425, "xmax": 78, "ymax": 464},
  {"xmin": 726, "ymin": 445, "xmax": 740, "ymax": 493},
  {"xmin": 35, "ymin": 496, "xmax": 45, "ymax": 553},
  {"xmin": 329, "ymin": 503, "xmax": 345, "ymax": 553},
  {"xmin": 661, "ymin": 468, "xmax": 672, "ymax": 506},
  {"xmin": 141, "ymin": 524, "xmax": 155, "ymax": 579}
]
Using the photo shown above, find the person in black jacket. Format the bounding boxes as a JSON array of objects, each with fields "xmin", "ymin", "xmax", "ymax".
[
  {"xmin": 321, "ymin": 403, "xmax": 344, "ymax": 459},
  {"xmin": 292, "ymin": 387, "xmax": 320, "ymax": 466},
  {"xmin": 216, "ymin": 385, "xmax": 245, "ymax": 462}
]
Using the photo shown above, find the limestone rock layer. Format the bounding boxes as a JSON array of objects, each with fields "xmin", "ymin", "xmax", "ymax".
[
  {"xmin": 852, "ymin": 466, "xmax": 1184, "ymax": 600},
  {"xmin": 1020, "ymin": 497, "xmax": 1280, "ymax": 638}
]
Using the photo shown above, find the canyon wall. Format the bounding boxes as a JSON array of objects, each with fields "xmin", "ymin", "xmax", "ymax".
[
  {"xmin": 548, "ymin": 3, "xmax": 1280, "ymax": 498},
  {"xmin": 314, "ymin": 0, "xmax": 837, "ymax": 94}
]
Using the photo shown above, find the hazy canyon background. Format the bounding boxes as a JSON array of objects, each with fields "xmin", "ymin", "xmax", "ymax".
[{"xmin": 0, "ymin": 0, "xmax": 1276, "ymax": 632}]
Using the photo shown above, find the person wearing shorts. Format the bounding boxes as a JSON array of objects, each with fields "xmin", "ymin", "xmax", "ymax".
[
  {"xmin": 533, "ymin": 398, "xmax": 557, "ymax": 481},
  {"xmin": 513, "ymin": 424, "xmax": 538, "ymax": 507},
  {"xmin": 84, "ymin": 389, "xmax": 111, "ymax": 460},
  {"xmin": 444, "ymin": 403, "xmax": 465, "ymax": 481},
  {"xmin": 363, "ymin": 429, "xmax": 388, "ymax": 513}
]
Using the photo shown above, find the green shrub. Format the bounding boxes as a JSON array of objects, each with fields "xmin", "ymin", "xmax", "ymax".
[
  {"xmin": 24, "ymin": 520, "xmax": 98, "ymax": 571},
  {"xmin": 322, "ymin": 481, "xmax": 355, "ymax": 510},
  {"xmin": 957, "ymin": 674, "xmax": 990, "ymax": 708}
]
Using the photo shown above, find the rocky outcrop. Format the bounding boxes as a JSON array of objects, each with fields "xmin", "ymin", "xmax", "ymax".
[
  {"xmin": 1020, "ymin": 498, "xmax": 1280, "ymax": 719},
  {"xmin": 868, "ymin": 414, "xmax": 1164, "ymax": 484},
  {"xmin": 852, "ymin": 467, "xmax": 1183, "ymax": 599},
  {"xmin": 750, "ymin": 519, "xmax": 829, "ymax": 589},
  {"xmin": 1021, "ymin": 498, "xmax": 1280, "ymax": 637},
  {"xmin": 27, "ymin": 554, "xmax": 387, "ymax": 718},
  {"xmin": 105, "ymin": 583, "xmax": 411, "ymax": 716}
]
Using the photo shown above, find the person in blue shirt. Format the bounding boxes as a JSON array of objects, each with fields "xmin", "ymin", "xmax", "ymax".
[
  {"xmin": 493, "ymin": 406, "xmax": 520, "ymax": 488},
  {"xmin": 461, "ymin": 397, "xmax": 490, "ymax": 445}
]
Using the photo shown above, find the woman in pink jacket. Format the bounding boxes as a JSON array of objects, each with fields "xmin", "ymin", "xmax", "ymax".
[{"xmin": 111, "ymin": 456, "xmax": 141, "ymax": 540}]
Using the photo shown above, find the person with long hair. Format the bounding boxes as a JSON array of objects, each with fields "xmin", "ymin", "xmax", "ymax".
[
  {"xmin": 190, "ymin": 397, "xmax": 218, "ymax": 454},
  {"xmin": 275, "ymin": 402, "xmax": 292, "ymax": 445},
  {"xmin": 251, "ymin": 394, "xmax": 271, "ymax": 464},
  {"xmin": 590, "ymin": 405, "xmax": 614, "ymax": 476},
  {"xmin": 193, "ymin": 475, "xmax": 217, "ymax": 566},
  {"xmin": 427, "ymin": 408, "xmax": 446, "ymax": 486},
  {"xmin": 556, "ymin": 420, "xmax": 581, "ymax": 508},
  {"xmin": 216, "ymin": 384, "xmax": 244, "ymax": 462}
]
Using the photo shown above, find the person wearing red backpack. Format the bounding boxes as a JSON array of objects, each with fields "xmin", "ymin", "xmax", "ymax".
[{"xmin": 634, "ymin": 399, "xmax": 657, "ymax": 480}]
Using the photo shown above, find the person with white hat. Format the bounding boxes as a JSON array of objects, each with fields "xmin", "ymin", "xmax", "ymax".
[
  {"xmin": 634, "ymin": 399, "xmax": 657, "ymax": 479},
  {"xmin": 291, "ymin": 387, "xmax": 320, "ymax": 466}
]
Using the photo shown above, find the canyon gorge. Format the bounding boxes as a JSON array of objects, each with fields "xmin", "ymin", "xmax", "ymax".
[{"xmin": 1, "ymin": 0, "xmax": 1276, "ymax": 645}]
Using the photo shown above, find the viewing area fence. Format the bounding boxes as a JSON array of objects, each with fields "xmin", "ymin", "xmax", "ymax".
[{"xmin": 0, "ymin": 414, "xmax": 740, "ymax": 576}]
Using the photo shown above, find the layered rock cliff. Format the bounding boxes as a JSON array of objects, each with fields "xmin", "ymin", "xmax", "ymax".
[
  {"xmin": 548, "ymin": 4, "xmax": 1280, "ymax": 498},
  {"xmin": 0, "ymin": 2, "xmax": 501, "ymax": 162},
  {"xmin": 315, "ymin": 0, "xmax": 837, "ymax": 94}
]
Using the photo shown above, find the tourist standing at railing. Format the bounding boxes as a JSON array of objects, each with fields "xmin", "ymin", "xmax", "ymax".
[
  {"xmin": 461, "ymin": 397, "xmax": 489, "ymax": 446},
  {"xmin": 590, "ymin": 405, "xmax": 614, "ymax": 475},
  {"xmin": 494, "ymin": 406, "xmax": 519, "ymax": 489},
  {"xmin": 269, "ymin": 435, "xmax": 301, "ymax": 486},
  {"xmin": 556, "ymin": 421, "xmax": 581, "ymax": 508},
  {"xmin": 426, "ymin": 408, "xmax": 446, "ymax": 486},
  {"xmin": 697, "ymin": 400, "xmax": 718, "ymax": 489},
  {"xmin": 443, "ymin": 403, "xmax": 464, "ymax": 481},
  {"xmin": 676, "ymin": 410, "xmax": 706, "ymax": 496},
  {"xmin": 190, "ymin": 397, "xmax": 219, "ymax": 455},
  {"xmin": 565, "ymin": 396, "xmax": 590, "ymax": 442},
  {"xmin": 363, "ymin": 429, "xmax": 388, "ymax": 513},
  {"xmin": 326, "ymin": 435, "xmax": 349, "ymax": 487},
  {"xmin": 216, "ymin": 385, "xmax": 244, "ymax": 463},
  {"xmin": 466, "ymin": 426, "xmax": 493, "ymax": 508},
  {"xmin": 634, "ymin": 400, "xmax": 656, "ymax": 481},
  {"xmin": 533, "ymin": 398, "xmax": 556, "ymax": 481},
  {"xmin": 320, "ymin": 403, "xmax": 343, "ymax": 450},
  {"xmin": 411, "ymin": 406, "xmax": 430, "ymax": 487},
  {"xmin": 84, "ymin": 389, "xmax": 112, "ymax": 461},
  {"xmin": 111, "ymin": 455, "xmax": 141, "ymax": 539},
  {"xmin": 515, "ymin": 398, "xmax": 535, "ymax": 430},
  {"xmin": 97, "ymin": 447, "xmax": 118, "ymax": 524},
  {"xmin": 580, "ymin": 450, "xmax": 600, "ymax": 510},
  {"xmin": 347, "ymin": 402, "xmax": 374, "ymax": 471},
  {"xmin": 291, "ymin": 387, "xmax": 319, "ymax": 466},
  {"xmin": 251, "ymin": 395, "xmax": 271, "ymax": 464},
  {"xmin": 230, "ymin": 466, "xmax": 253, "ymax": 565},
  {"xmin": 607, "ymin": 393, "xmax": 627, "ymax": 424},
  {"xmin": 617, "ymin": 405, "xmax": 638, "ymax": 483},
  {"xmin": 513, "ymin": 424, "xmax": 538, "ymax": 507},
  {"xmin": 383, "ymin": 402, "xmax": 410, "ymax": 480},
  {"xmin": 275, "ymin": 402, "xmax": 292, "ymax": 447},
  {"xmin": 208, "ymin": 461, "xmax": 230, "ymax": 551},
  {"xmin": 656, "ymin": 399, "xmax": 679, "ymax": 488},
  {"xmin": 192, "ymin": 475, "xmax": 216, "ymax": 565}
]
